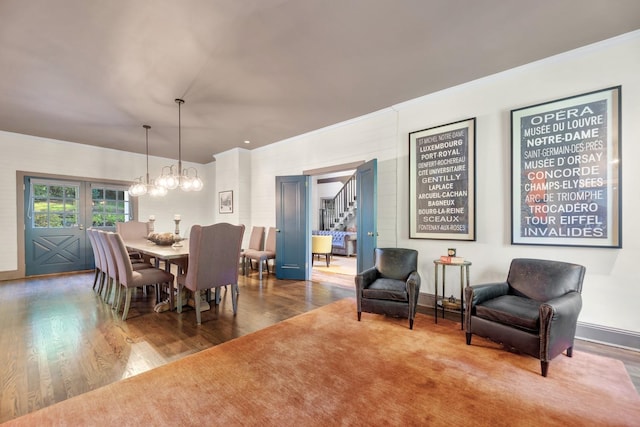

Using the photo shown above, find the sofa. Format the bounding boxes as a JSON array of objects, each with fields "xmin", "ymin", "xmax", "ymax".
[{"xmin": 312, "ymin": 230, "xmax": 357, "ymax": 256}]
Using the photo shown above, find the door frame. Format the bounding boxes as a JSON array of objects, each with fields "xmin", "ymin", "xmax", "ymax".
[
  {"xmin": 304, "ymin": 160, "xmax": 377, "ymax": 276},
  {"xmin": 9, "ymin": 171, "xmax": 137, "ymax": 280}
]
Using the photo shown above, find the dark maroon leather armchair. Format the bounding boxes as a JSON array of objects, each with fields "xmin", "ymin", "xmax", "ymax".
[
  {"xmin": 465, "ymin": 258, "xmax": 585, "ymax": 377},
  {"xmin": 355, "ymin": 248, "xmax": 421, "ymax": 329}
]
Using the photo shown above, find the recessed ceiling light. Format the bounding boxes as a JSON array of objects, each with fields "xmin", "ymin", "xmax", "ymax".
[{"xmin": 244, "ymin": 140, "xmax": 250, "ymax": 144}]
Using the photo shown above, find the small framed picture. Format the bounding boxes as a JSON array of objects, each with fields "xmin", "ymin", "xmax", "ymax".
[{"xmin": 219, "ymin": 190, "xmax": 233, "ymax": 214}]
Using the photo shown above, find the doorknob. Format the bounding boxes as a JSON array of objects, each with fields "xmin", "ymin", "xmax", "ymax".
[
  {"xmin": 367, "ymin": 231, "xmax": 374, "ymax": 236},
  {"xmin": 275, "ymin": 229, "xmax": 281, "ymax": 232}
]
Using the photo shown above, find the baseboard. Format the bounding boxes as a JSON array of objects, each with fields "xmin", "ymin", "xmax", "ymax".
[
  {"xmin": 0, "ymin": 269, "xmax": 21, "ymax": 282},
  {"xmin": 417, "ymin": 293, "xmax": 640, "ymax": 352},
  {"xmin": 576, "ymin": 322, "xmax": 640, "ymax": 352}
]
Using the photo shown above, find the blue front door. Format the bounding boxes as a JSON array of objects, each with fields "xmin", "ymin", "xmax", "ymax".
[{"xmin": 275, "ymin": 175, "xmax": 311, "ymax": 280}]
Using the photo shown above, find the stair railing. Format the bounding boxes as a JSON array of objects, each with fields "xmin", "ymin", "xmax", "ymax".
[{"xmin": 319, "ymin": 173, "xmax": 357, "ymax": 230}]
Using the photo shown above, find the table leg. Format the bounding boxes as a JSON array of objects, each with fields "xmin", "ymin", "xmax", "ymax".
[
  {"xmin": 441, "ymin": 266, "xmax": 446, "ymax": 320},
  {"xmin": 459, "ymin": 265, "xmax": 464, "ymax": 329},
  {"xmin": 434, "ymin": 263, "xmax": 438, "ymax": 324}
]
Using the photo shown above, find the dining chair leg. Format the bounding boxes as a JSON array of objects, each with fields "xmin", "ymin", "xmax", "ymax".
[
  {"xmin": 105, "ymin": 277, "xmax": 114, "ymax": 304},
  {"xmin": 92, "ymin": 269, "xmax": 100, "ymax": 290},
  {"xmin": 176, "ymin": 284, "xmax": 184, "ymax": 313},
  {"xmin": 122, "ymin": 288, "xmax": 134, "ymax": 320},
  {"xmin": 113, "ymin": 283, "xmax": 121, "ymax": 311},
  {"xmin": 97, "ymin": 275, "xmax": 105, "ymax": 298},
  {"xmin": 167, "ymin": 281, "xmax": 174, "ymax": 311},
  {"xmin": 115, "ymin": 284, "xmax": 123, "ymax": 313},
  {"xmin": 194, "ymin": 290, "xmax": 202, "ymax": 325},
  {"xmin": 100, "ymin": 278, "xmax": 109, "ymax": 303},
  {"xmin": 231, "ymin": 284, "xmax": 239, "ymax": 314}
]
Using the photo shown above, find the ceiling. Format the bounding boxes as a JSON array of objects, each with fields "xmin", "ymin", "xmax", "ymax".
[{"xmin": 1, "ymin": 1, "xmax": 639, "ymax": 164}]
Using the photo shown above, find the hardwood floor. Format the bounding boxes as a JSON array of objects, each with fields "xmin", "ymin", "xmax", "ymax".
[{"xmin": 0, "ymin": 266, "xmax": 638, "ymax": 423}]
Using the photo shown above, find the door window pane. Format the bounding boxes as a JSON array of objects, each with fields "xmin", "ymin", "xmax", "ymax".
[
  {"xmin": 30, "ymin": 182, "xmax": 80, "ymax": 228},
  {"xmin": 91, "ymin": 186, "xmax": 130, "ymax": 227}
]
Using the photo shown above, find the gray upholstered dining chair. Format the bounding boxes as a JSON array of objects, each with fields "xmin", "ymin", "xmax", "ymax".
[
  {"xmin": 86, "ymin": 229, "xmax": 106, "ymax": 293},
  {"xmin": 465, "ymin": 258, "xmax": 586, "ymax": 377},
  {"xmin": 106, "ymin": 232, "xmax": 174, "ymax": 320},
  {"xmin": 243, "ymin": 226, "xmax": 276, "ymax": 280},
  {"xmin": 355, "ymin": 248, "xmax": 421, "ymax": 329},
  {"xmin": 116, "ymin": 220, "xmax": 150, "ymax": 240},
  {"xmin": 242, "ymin": 226, "xmax": 265, "ymax": 273},
  {"xmin": 95, "ymin": 230, "xmax": 153, "ymax": 305},
  {"xmin": 177, "ymin": 223, "xmax": 245, "ymax": 325},
  {"xmin": 116, "ymin": 221, "xmax": 150, "ymax": 261}
]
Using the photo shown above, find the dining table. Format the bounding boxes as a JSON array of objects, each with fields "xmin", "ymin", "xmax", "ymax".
[{"xmin": 124, "ymin": 239, "xmax": 189, "ymax": 311}]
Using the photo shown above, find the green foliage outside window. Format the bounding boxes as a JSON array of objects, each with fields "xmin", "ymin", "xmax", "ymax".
[
  {"xmin": 32, "ymin": 183, "xmax": 79, "ymax": 228},
  {"xmin": 31, "ymin": 183, "xmax": 129, "ymax": 228},
  {"xmin": 92, "ymin": 188, "xmax": 128, "ymax": 227}
]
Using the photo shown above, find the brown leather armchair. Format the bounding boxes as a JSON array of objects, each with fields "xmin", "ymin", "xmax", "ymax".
[
  {"xmin": 355, "ymin": 248, "xmax": 421, "ymax": 329},
  {"xmin": 465, "ymin": 258, "xmax": 586, "ymax": 377}
]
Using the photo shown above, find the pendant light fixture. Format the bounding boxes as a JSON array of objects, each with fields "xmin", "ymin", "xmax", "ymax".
[
  {"xmin": 128, "ymin": 125, "xmax": 167, "ymax": 197},
  {"xmin": 156, "ymin": 99, "xmax": 204, "ymax": 192}
]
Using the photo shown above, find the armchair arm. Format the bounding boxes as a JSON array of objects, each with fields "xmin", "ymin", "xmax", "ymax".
[
  {"xmin": 406, "ymin": 270, "xmax": 421, "ymax": 317},
  {"xmin": 355, "ymin": 267, "xmax": 379, "ymax": 314},
  {"xmin": 539, "ymin": 291, "xmax": 583, "ymax": 360},
  {"xmin": 355, "ymin": 267, "xmax": 378, "ymax": 292},
  {"xmin": 465, "ymin": 282, "xmax": 509, "ymax": 307},
  {"xmin": 405, "ymin": 271, "xmax": 421, "ymax": 290},
  {"xmin": 464, "ymin": 282, "xmax": 508, "ymax": 331}
]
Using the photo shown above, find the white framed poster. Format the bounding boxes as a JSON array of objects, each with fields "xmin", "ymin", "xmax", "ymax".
[
  {"xmin": 511, "ymin": 86, "xmax": 621, "ymax": 248},
  {"xmin": 409, "ymin": 118, "xmax": 476, "ymax": 240}
]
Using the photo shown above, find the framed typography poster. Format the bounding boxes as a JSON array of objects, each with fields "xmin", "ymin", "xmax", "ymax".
[
  {"xmin": 409, "ymin": 118, "xmax": 476, "ymax": 240},
  {"xmin": 511, "ymin": 86, "xmax": 621, "ymax": 248}
]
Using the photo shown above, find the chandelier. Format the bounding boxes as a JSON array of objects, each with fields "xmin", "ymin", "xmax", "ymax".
[
  {"xmin": 155, "ymin": 99, "xmax": 204, "ymax": 192},
  {"xmin": 128, "ymin": 125, "xmax": 168, "ymax": 197}
]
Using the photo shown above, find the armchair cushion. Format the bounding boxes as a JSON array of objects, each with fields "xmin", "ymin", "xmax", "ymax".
[
  {"xmin": 475, "ymin": 295, "xmax": 541, "ymax": 332},
  {"xmin": 363, "ymin": 278, "xmax": 407, "ymax": 302}
]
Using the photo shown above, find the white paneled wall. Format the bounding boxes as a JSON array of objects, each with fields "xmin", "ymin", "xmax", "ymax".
[
  {"xmin": 248, "ymin": 109, "xmax": 400, "ymax": 248},
  {"xmin": 232, "ymin": 31, "xmax": 640, "ymax": 334},
  {"xmin": 0, "ymin": 131, "xmax": 213, "ymax": 275}
]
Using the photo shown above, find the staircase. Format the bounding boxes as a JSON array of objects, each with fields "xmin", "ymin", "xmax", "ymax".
[{"xmin": 319, "ymin": 173, "xmax": 357, "ymax": 231}]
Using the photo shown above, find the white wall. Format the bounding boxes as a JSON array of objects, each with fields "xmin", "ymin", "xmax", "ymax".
[
  {"xmin": 243, "ymin": 31, "xmax": 640, "ymax": 334},
  {"xmin": 0, "ymin": 131, "xmax": 213, "ymax": 275},
  {"xmin": 212, "ymin": 148, "xmax": 253, "ymax": 248},
  {"xmin": 394, "ymin": 32, "xmax": 640, "ymax": 334},
  {"xmin": 248, "ymin": 109, "xmax": 400, "ymax": 247}
]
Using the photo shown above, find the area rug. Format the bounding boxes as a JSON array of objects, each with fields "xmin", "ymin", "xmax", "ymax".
[{"xmin": 3, "ymin": 298, "xmax": 639, "ymax": 426}]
